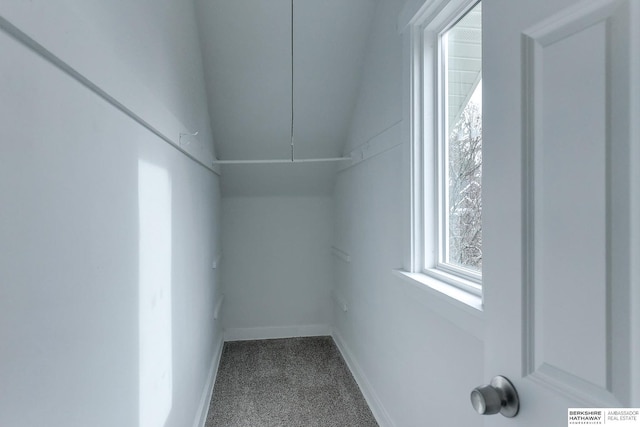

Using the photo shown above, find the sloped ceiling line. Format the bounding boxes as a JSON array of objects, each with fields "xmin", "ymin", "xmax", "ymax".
[
  {"xmin": 211, "ymin": 0, "xmax": 351, "ymax": 166},
  {"xmin": 197, "ymin": 0, "xmax": 376, "ymax": 195}
]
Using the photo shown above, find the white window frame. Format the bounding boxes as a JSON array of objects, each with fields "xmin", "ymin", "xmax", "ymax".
[{"xmin": 409, "ymin": 0, "xmax": 482, "ymax": 299}]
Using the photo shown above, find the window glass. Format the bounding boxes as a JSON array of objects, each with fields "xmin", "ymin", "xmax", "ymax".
[{"xmin": 441, "ymin": 2, "xmax": 482, "ymax": 273}]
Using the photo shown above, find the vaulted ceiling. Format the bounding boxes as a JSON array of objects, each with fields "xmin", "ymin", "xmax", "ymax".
[{"xmin": 196, "ymin": 0, "xmax": 376, "ymax": 196}]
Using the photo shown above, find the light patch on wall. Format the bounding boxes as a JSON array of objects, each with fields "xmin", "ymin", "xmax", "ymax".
[{"xmin": 138, "ymin": 160, "xmax": 173, "ymax": 427}]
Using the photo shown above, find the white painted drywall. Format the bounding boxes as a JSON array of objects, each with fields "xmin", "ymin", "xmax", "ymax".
[
  {"xmin": 0, "ymin": 2, "xmax": 223, "ymax": 427},
  {"xmin": 221, "ymin": 197, "xmax": 333, "ymax": 340},
  {"xmin": 333, "ymin": 1, "xmax": 484, "ymax": 425},
  {"xmin": 0, "ymin": 0, "xmax": 216, "ymax": 160},
  {"xmin": 344, "ymin": 0, "xmax": 405, "ymax": 154},
  {"xmin": 195, "ymin": 0, "xmax": 375, "ymax": 196},
  {"xmin": 219, "ymin": 162, "xmax": 340, "ymax": 197}
]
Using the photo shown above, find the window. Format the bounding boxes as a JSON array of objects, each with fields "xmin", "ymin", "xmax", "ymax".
[
  {"xmin": 438, "ymin": 2, "xmax": 482, "ymax": 276},
  {"xmin": 411, "ymin": 0, "xmax": 482, "ymax": 297}
]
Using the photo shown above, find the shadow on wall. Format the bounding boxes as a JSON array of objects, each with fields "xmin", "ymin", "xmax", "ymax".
[{"xmin": 138, "ymin": 160, "xmax": 173, "ymax": 427}]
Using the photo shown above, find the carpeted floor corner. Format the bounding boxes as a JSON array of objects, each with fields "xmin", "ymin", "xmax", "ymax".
[{"xmin": 205, "ymin": 336, "xmax": 379, "ymax": 427}]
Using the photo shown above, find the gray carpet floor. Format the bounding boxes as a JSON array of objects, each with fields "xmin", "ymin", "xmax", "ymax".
[{"xmin": 205, "ymin": 336, "xmax": 379, "ymax": 427}]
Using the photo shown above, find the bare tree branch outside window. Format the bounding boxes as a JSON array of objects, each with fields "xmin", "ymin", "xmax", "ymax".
[{"xmin": 447, "ymin": 100, "xmax": 482, "ymax": 270}]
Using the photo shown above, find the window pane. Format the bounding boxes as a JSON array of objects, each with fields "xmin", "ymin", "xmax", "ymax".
[{"xmin": 444, "ymin": 2, "xmax": 482, "ymax": 272}]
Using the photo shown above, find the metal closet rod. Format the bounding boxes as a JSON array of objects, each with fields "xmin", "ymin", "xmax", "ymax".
[{"xmin": 213, "ymin": 157, "xmax": 351, "ymax": 165}]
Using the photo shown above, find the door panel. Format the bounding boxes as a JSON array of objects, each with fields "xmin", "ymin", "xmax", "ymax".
[
  {"xmin": 528, "ymin": 18, "xmax": 608, "ymax": 390},
  {"xmin": 484, "ymin": 0, "xmax": 639, "ymax": 424}
]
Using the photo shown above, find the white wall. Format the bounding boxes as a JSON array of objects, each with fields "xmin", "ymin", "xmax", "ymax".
[
  {"xmin": 333, "ymin": 0, "xmax": 484, "ymax": 425},
  {"xmin": 345, "ymin": 0, "xmax": 404, "ymax": 155},
  {"xmin": 0, "ymin": 2, "xmax": 222, "ymax": 427},
  {"xmin": 222, "ymin": 197, "xmax": 333, "ymax": 340},
  {"xmin": 0, "ymin": 0, "xmax": 215, "ymax": 161}
]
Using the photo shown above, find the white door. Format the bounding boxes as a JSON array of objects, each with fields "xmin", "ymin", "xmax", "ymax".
[{"xmin": 482, "ymin": 0, "xmax": 640, "ymax": 425}]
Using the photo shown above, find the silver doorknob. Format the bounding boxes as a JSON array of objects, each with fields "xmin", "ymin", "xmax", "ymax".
[{"xmin": 470, "ymin": 375, "xmax": 519, "ymax": 418}]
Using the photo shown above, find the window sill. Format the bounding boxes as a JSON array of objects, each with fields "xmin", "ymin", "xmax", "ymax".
[{"xmin": 391, "ymin": 269, "xmax": 484, "ymax": 339}]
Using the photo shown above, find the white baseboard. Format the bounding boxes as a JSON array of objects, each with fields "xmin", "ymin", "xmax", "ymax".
[
  {"xmin": 332, "ymin": 329, "xmax": 396, "ymax": 427},
  {"xmin": 224, "ymin": 324, "xmax": 331, "ymax": 342},
  {"xmin": 193, "ymin": 333, "xmax": 225, "ymax": 427}
]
